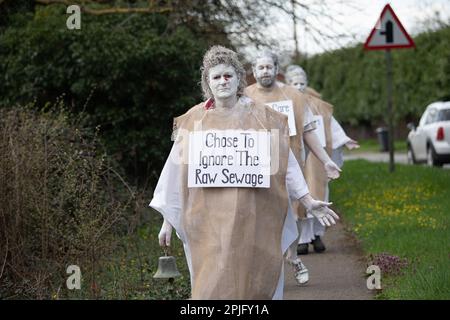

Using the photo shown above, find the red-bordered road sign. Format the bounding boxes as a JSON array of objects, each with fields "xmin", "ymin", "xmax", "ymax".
[{"xmin": 364, "ymin": 4, "xmax": 415, "ymax": 50}]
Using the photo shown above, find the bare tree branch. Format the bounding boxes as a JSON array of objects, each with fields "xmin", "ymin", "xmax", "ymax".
[
  {"xmin": 34, "ymin": 0, "xmax": 173, "ymax": 15},
  {"xmin": 31, "ymin": 0, "xmax": 363, "ymax": 55}
]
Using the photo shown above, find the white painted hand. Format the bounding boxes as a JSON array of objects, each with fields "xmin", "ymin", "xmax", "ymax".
[
  {"xmin": 300, "ymin": 194, "xmax": 340, "ymax": 227},
  {"xmin": 324, "ymin": 161, "xmax": 342, "ymax": 180},
  {"xmin": 158, "ymin": 220, "xmax": 173, "ymax": 247},
  {"xmin": 308, "ymin": 201, "xmax": 340, "ymax": 227},
  {"xmin": 345, "ymin": 139, "xmax": 360, "ymax": 150}
]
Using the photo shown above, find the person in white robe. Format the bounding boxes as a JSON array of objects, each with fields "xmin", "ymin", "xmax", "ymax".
[
  {"xmin": 244, "ymin": 50, "xmax": 343, "ymax": 286},
  {"xmin": 285, "ymin": 64, "xmax": 359, "ymax": 254},
  {"xmin": 149, "ymin": 46, "xmax": 339, "ymax": 299}
]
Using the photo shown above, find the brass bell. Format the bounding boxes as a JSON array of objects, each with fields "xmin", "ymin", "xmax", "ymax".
[{"xmin": 153, "ymin": 246, "xmax": 182, "ymax": 279}]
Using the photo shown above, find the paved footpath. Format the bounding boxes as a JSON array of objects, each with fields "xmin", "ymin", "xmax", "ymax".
[
  {"xmin": 283, "ymin": 219, "xmax": 374, "ymax": 300},
  {"xmin": 283, "ymin": 151, "xmax": 448, "ymax": 300}
]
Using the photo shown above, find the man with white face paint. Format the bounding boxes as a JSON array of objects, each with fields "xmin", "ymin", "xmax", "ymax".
[
  {"xmin": 244, "ymin": 50, "xmax": 342, "ymax": 286},
  {"xmin": 285, "ymin": 65, "xmax": 359, "ymax": 255},
  {"xmin": 149, "ymin": 46, "xmax": 339, "ymax": 299}
]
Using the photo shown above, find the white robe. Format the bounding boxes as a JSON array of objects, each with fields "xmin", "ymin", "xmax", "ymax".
[
  {"xmin": 299, "ymin": 116, "xmax": 351, "ymax": 244},
  {"xmin": 150, "ymin": 143, "xmax": 309, "ymax": 300}
]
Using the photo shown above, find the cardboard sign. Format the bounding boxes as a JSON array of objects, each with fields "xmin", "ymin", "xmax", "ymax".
[
  {"xmin": 188, "ymin": 130, "xmax": 271, "ymax": 188},
  {"xmin": 312, "ymin": 115, "xmax": 326, "ymax": 147},
  {"xmin": 265, "ymin": 100, "xmax": 297, "ymax": 136}
]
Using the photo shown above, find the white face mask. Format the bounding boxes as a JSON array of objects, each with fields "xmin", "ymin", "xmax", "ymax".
[
  {"xmin": 253, "ymin": 57, "xmax": 277, "ymax": 88},
  {"xmin": 208, "ymin": 64, "xmax": 239, "ymax": 100},
  {"xmin": 289, "ymin": 74, "xmax": 308, "ymax": 92}
]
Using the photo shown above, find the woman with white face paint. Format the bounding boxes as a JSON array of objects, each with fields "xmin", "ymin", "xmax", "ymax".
[
  {"xmin": 244, "ymin": 50, "xmax": 342, "ymax": 286},
  {"xmin": 149, "ymin": 46, "xmax": 339, "ymax": 299},
  {"xmin": 285, "ymin": 65, "xmax": 359, "ymax": 255}
]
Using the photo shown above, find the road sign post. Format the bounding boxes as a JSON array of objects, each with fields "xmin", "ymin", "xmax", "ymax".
[
  {"xmin": 385, "ymin": 49, "xmax": 394, "ymax": 172},
  {"xmin": 364, "ymin": 4, "xmax": 416, "ymax": 172}
]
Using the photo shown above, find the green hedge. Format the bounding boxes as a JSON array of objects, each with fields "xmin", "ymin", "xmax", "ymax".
[
  {"xmin": 300, "ymin": 26, "xmax": 450, "ymax": 126},
  {"xmin": 0, "ymin": 5, "xmax": 211, "ymax": 185}
]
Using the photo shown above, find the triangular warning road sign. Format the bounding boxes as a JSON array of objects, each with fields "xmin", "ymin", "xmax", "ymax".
[{"xmin": 364, "ymin": 4, "xmax": 415, "ymax": 50}]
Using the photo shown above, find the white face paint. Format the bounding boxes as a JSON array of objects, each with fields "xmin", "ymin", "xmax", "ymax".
[
  {"xmin": 253, "ymin": 57, "xmax": 277, "ymax": 88},
  {"xmin": 289, "ymin": 74, "xmax": 308, "ymax": 92},
  {"xmin": 208, "ymin": 64, "xmax": 239, "ymax": 100}
]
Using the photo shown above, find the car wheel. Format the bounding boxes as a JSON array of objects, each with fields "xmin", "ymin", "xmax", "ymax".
[
  {"xmin": 407, "ymin": 144, "xmax": 416, "ymax": 164},
  {"xmin": 427, "ymin": 145, "xmax": 442, "ymax": 167}
]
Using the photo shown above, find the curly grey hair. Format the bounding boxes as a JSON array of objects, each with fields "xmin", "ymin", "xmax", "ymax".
[
  {"xmin": 201, "ymin": 45, "xmax": 247, "ymax": 100},
  {"xmin": 285, "ymin": 65, "xmax": 307, "ymax": 84}
]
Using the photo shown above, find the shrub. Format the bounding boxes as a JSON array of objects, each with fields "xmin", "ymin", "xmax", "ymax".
[{"xmin": 0, "ymin": 103, "xmax": 133, "ymax": 299}]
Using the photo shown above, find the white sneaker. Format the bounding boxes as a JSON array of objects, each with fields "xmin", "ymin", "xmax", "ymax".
[{"xmin": 289, "ymin": 258, "xmax": 309, "ymax": 285}]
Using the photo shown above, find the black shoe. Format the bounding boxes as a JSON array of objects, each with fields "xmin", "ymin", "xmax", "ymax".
[
  {"xmin": 312, "ymin": 236, "xmax": 326, "ymax": 253},
  {"xmin": 297, "ymin": 243, "xmax": 309, "ymax": 255}
]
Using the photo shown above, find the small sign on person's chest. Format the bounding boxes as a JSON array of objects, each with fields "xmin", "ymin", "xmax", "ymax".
[
  {"xmin": 312, "ymin": 115, "xmax": 326, "ymax": 148},
  {"xmin": 265, "ymin": 100, "xmax": 297, "ymax": 136}
]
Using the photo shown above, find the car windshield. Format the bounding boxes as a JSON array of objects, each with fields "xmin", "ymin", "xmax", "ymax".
[{"xmin": 438, "ymin": 109, "xmax": 450, "ymax": 121}]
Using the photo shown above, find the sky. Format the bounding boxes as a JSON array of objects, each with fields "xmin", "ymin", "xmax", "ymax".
[{"xmin": 242, "ymin": 0, "xmax": 450, "ymax": 60}]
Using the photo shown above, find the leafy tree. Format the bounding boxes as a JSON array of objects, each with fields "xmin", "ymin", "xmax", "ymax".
[{"xmin": 0, "ymin": 5, "xmax": 211, "ymax": 185}]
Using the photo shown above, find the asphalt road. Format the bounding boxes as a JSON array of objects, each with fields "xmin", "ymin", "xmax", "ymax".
[
  {"xmin": 344, "ymin": 151, "xmax": 408, "ymax": 164},
  {"xmin": 343, "ymin": 151, "xmax": 450, "ymax": 168}
]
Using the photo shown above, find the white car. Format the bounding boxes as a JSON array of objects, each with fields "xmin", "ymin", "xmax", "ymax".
[{"xmin": 407, "ymin": 101, "xmax": 450, "ymax": 167}]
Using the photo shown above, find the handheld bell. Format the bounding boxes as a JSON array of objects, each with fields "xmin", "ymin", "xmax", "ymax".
[{"xmin": 153, "ymin": 246, "xmax": 181, "ymax": 279}]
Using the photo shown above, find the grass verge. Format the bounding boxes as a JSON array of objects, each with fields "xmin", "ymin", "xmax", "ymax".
[
  {"xmin": 64, "ymin": 211, "xmax": 191, "ymax": 300},
  {"xmin": 331, "ymin": 160, "xmax": 450, "ymax": 299}
]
